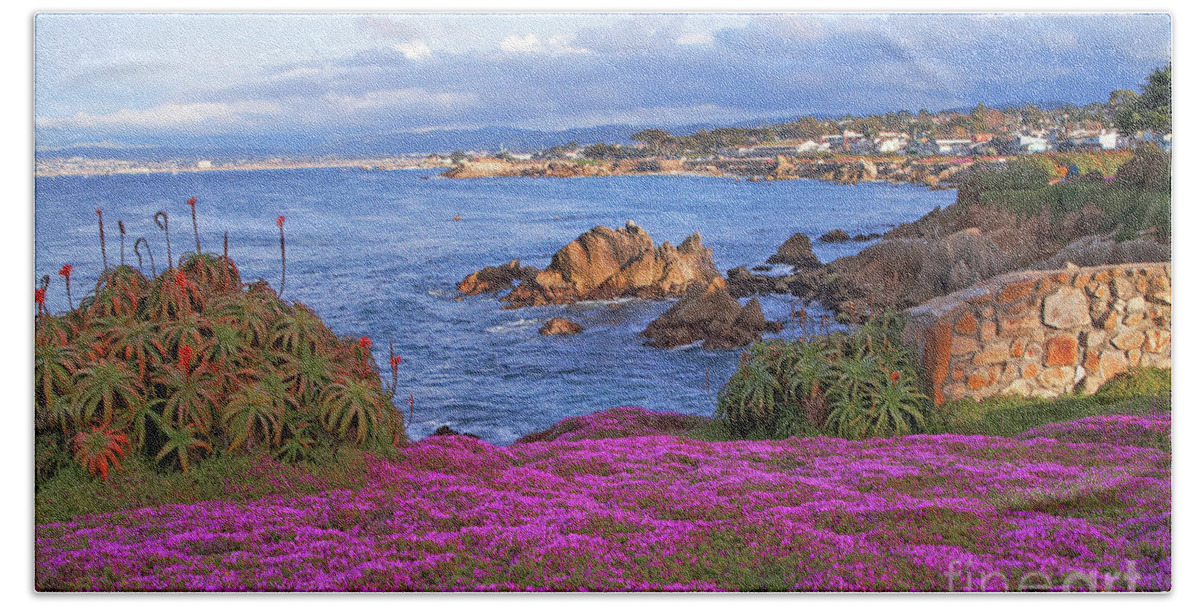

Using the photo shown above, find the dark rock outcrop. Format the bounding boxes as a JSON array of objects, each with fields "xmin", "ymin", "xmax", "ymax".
[
  {"xmin": 432, "ymin": 425, "xmax": 482, "ymax": 440},
  {"xmin": 818, "ymin": 229, "xmax": 851, "ymax": 243},
  {"xmin": 457, "ymin": 259, "xmax": 539, "ymax": 295},
  {"xmin": 766, "ymin": 233, "xmax": 821, "ymax": 269},
  {"xmin": 726, "ymin": 265, "xmax": 786, "ymax": 298},
  {"xmin": 790, "ymin": 200, "xmax": 1167, "ymax": 321},
  {"xmin": 501, "ymin": 221, "xmax": 721, "ymax": 308},
  {"xmin": 1034, "ymin": 233, "xmax": 1171, "ymax": 270},
  {"xmin": 641, "ymin": 277, "xmax": 783, "ymax": 349},
  {"xmin": 539, "ymin": 318, "xmax": 583, "ymax": 336}
]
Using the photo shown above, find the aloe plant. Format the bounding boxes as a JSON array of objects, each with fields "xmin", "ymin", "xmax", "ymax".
[
  {"xmin": 154, "ymin": 211, "xmax": 173, "ymax": 270},
  {"xmin": 58, "ymin": 264, "xmax": 73, "ymax": 309},
  {"xmin": 276, "ymin": 215, "xmax": 286, "ymax": 297},
  {"xmin": 149, "ymin": 412, "xmax": 211, "ymax": 474},
  {"xmin": 134, "ymin": 237, "xmax": 156, "ymax": 277},
  {"xmin": 186, "ymin": 197, "xmax": 201, "ymax": 255},
  {"xmin": 71, "ymin": 358, "xmax": 143, "ymax": 429},
  {"xmin": 72, "ymin": 425, "xmax": 130, "ymax": 480},
  {"xmin": 35, "ymin": 275, "xmax": 49, "ymax": 318},
  {"xmin": 118, "ymin": 221, "xmax": 126, "ymax": 265},
  {"xmin": 95, "ymin": 208, "xmax": 109, "ymax": 271}
]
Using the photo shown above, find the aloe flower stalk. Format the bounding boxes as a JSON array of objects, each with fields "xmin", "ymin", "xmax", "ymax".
[
  {"xmin": 187, "ymin": 197, "xmax": 201, "ymax": 255},
  {"xmin": 96, "ymin": 209, "xmax": 108, "ymax": 271},
  {"xmin": 386, "ymin": 341, "xmax": 402, "ymax": 398},
  {"xmin": 134, "ymin": 237, "xmax": 156, "ymax": 276},
  {"xmin": 154, "ymin": 211, "xmax": 173, "ymax": 270},
  {"xmin": 58, "ymin": 264, "xmax": 73, "ymax": 309},
  {"xmin": 276, "ymin": 216, "xmax": 286, "ymax": 297},
  {"xmin": 223, "ymin": 231, "xmax": 229, "ymax": 259},
  {"xmin": 35, "ymin": 275, "xmax": 49, "ymax": 317},
  {"xmin": 117, "ymin": 220, "xmax": 126, "ymax": 266}
]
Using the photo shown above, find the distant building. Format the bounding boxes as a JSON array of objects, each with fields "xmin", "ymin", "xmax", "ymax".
[{"xmin": 196, "ymin": 160, "xmax": 212, "ymax": 169}]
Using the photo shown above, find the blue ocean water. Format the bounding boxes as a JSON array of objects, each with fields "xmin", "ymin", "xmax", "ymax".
[{"xmin": 34, "ymin": 169, "xmax": 955, "ymax": 443}]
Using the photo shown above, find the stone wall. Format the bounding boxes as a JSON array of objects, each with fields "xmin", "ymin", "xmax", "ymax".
[{"xmin": 902, "ymin": 263, "xmax": 1171, "ymax": 405}]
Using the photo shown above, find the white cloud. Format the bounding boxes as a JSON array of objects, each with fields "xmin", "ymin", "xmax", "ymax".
[
  {"xmin": 500, "ymin": 33, "xmax": 588, "ymax": 54},
  {"xmin": 36, "ymin": 100, "xmax": 283, "ymax": 131},
  {"xmin": 394, "ymin": 40, "xmax": 433, "ymax": 61},
  {"xmin": 675, "ymin": 32, "xmax": 714, "ymax": 46},
  {"xmin": 325, "ymin": 88, "xmax": 477, "ymax": 114}
]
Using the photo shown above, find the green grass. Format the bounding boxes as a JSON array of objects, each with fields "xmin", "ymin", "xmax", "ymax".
[
  {"xmin": 35, "ymin": 446, "xmax": 381, "ymax": 525},
  {"xmin": 927, "ymin": 368, "xmax": 1171, "ymax": 437}
]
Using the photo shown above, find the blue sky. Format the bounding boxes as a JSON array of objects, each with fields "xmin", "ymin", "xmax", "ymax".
[{"xmin": 34, "ymin": 13, "xmax": 1171, "ymax": 145}]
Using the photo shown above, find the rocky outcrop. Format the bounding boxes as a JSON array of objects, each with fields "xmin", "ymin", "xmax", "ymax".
[
  {"xmin": 457, "ymin": 259, "xmax": 539, "ymax": 295},
  {"xmin": 766, "ymin": 233, "xmax": 821, "ymax": 269},
  {"xmin": 1034, "ymin": 233, "xmax": 1171, "ymax": 270},
  {"xmin": 539, "ymin": 318, "xmax": 582, "ymax": 336},
  {"xmin": 641, "ymin": 277, "xmax": 783, "ymax": 349},
  {"xmin": 818, "ymin": 229, "xmax": 851, "ymax": 243},
  {"xmin": 791, "ymin": 201, "xmax": 1166, "ymax": 321},
  {"xmin": 501, "ymin": 221, "xmax": 721, "ymax": 308},
  {"xmin": 432, "ymin": 425, "xmax": 483, "ymax": 440}
]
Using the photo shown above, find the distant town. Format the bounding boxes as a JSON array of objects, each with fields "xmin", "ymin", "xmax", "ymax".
[{"xmin": 36, "ymin": 73, "xmax": 1172, "ymax": 178}]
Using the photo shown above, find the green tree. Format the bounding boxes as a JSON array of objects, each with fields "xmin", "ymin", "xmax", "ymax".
[{"xmin": 1116, "ymin": 64, "xmax": 1171, "ymax": 135}]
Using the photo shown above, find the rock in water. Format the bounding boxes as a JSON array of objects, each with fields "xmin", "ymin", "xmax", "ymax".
[
  {"xmin": 818, "ymin": 229, "xmax": 851, "ymax": 243},
  {"xmin": 432, "ymin": 425, "xmax": 482, "ymax": 440},
  {"xmin": 539, "ymin": 318, "xmax": 583, "ymax": 336},
  {"xmin": 457, "ymin": 259, "xmax": 539, "ymax": 295},
  {"xmin": 766, "ymin": 233, "xmax": 821, "ymax": 269},
  {"xmin": 641, "ymin": 277, "xmax": 783, "ymax": 349},
  {"xmin": 501, "ymin": 220, "xmax": 721, "ymax": 307},
  {"xmin": 726, "ymin": 265, "xmax": 780, "ymax": 298}
]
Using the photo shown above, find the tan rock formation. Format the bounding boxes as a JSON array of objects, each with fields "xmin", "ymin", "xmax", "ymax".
[
  {"xmin": 539, "ymin": 318, "xmax": 583, "ymax": 336},
  {"xmin": 501, "ymin": 221, "xmax": 721, "ymax": 307}
]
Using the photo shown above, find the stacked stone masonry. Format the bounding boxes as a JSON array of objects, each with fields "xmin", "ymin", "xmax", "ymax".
[{"xmin": 902, "ymin": 263, "xmax": 1170, "ymax": 405}]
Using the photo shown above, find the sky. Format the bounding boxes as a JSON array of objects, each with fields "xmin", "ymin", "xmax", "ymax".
[{"xmin": 34, "ymin": 12, "xmax": 1171, "ymax": 148}]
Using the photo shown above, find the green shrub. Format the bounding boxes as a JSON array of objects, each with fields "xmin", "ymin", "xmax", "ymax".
[{"xmin": 716, "ymin": 313, "xmax": 930, "ymax": 440}]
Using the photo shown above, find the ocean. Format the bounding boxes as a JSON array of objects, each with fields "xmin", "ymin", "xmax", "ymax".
[{"xmin": 34, "ymin": 168, "xmax": 955, "ymax": 443}]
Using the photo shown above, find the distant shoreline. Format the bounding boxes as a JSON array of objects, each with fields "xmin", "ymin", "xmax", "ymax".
[{"xmin": 34, "ymin": 157, "xmax": 450, "ymax": 178}]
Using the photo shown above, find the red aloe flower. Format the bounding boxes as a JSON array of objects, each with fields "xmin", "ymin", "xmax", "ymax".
[
  {"xmin": 389, "ymin": 354, "xmax": 403, "ymax": 373},
  {"xmin": 359, "ymin": 336, "xmax": 372, "ymax": 350},
  {"xmin": 174, "ymin": 271, "xmax": 188, "ymax": 289},
  {"xmin": 187, "ymin": 196, "xmax": 197, "ymax": 207},
  {"xmin": 276, "ymin": 215, "xmax": 285, "ymax": 228},
  {"xmin": 59, "ymin": 264, "xmax": 74, "ymax": 308},
  {"xmin": 890, "ymin": 370, "xmax": 901, "ymax": 386},
  {"xmin": 178, "ymin": 344, "xmax": 194, "ymax": 372},
  {"xmin": 35, "ymin": 287, "xmax": 45, "ymax": 308}
]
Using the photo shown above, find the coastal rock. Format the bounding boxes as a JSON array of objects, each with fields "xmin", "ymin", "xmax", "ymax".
[
  {"xmin": 432, "ymin": 425, "xmax": 482, "ymax": 440},
  {"xmin": 457, "ymin": 259, "xmax": 539, "ymax": 295},
  {"xmin": 539, "ymin": 317, "xmax": 583, "ymax": 336},
  {"xmin": 501, "ymin": 221, "xmax": 721, "ymax": 307},
  {"xmin": 818, "ymin": 229, "xmax": 851, "ymax": 243},
  {"xmin": 766, "ymin": 233, "xmax": 821, "ymax": 269},
  {"xmin": 641, "ymin": 277, "xmax": 783, "ymax": 349},
  {"xmin": 1035, "ymin": 233, "xmax": 1171, "ymax": 270},
  {"xmin": 726, "ymin": 265, "xmax": 782, "ymax": 298}
]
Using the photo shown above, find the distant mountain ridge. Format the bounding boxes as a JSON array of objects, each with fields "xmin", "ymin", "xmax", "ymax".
[{"xmin": 37, "ymin": 122, "xmax": 727, "ymax": 161}]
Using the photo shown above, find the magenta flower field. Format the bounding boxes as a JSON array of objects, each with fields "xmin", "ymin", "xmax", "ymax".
[{"xmin": 35, "ymin": 407, "xmax": 1170, "ymax": 592}]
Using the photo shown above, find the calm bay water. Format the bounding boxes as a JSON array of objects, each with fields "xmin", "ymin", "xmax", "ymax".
[{"xmin": 34, "ymin": 168, "xmax": 955, "ymax": 443}]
